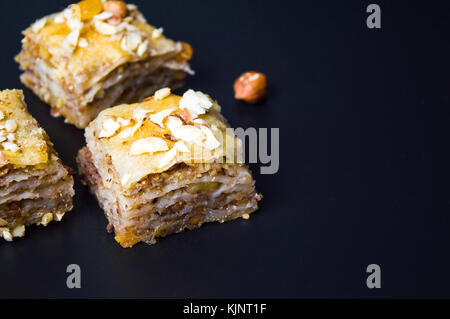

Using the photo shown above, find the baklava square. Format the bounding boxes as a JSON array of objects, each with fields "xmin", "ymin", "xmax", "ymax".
[
  {"xmin": 16, "ymin": 0, "xmax": 193, "ymax": 129},
  {"xmin": 0, "ymin": 90, "xmax": 75, "ymax": 242},
  {"xmin": 77, "ymin": 88, "xmax": 262, "ymax": 247}
]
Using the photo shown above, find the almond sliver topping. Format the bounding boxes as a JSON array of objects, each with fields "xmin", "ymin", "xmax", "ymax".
[
  {"xmin": 137, "ymin": 40, "xmax": 149, "ymax": 57},
  {"xmin": 99, "ymin": 118, "xmax": 120, "ymax": 138},
  {"xmin": 2, "ymin": 142, "xmax": 19, "ymax": 153},
  {"xmin": 32, "ymin": 17, "xmax": 48, "ymax": 33},
  {"xmin": 94, "ymin": 20, "xmax": 119, "ymax": 35},
  {"xmin": 133, "ymin": 107, "xmax": 153, "ymax": 121},
  {"xmin": 121, "ymin": 32, "xmax": 142, "ymax": 52},
  {"xmin": 149, "ymin": 108, "xmax": 176, "ymax": 128},
  {"xmin": 116, "ymin": 117, "xmax": 131, "ymax": 127},
  {"xmin": 5, "ymin": 120, "xmax": 17, "ymax": 133},
  {"xmin": 154, "ymin": 88, "xmax": 171, "ymax": 101},
  {"xmin": 179, "ymin": 90, "xmax": 213, "ymax": 119},
  {"xmin": 200, "ymin": 126, "xmax": 221, "ymax": 150},
  {"xmin": 62, "ymin": 28, "xmax": 81, "ymax": 52},
  {"xmin": 171, "ymin": 125, "xmax": 205, "ymax": 145},
  {"xmin": 152, "ymin": 27, "xmax": 163, "ymax": 39},
  {"xmin": 166, "ymin": 116, "xmax": 183, "ymax": 132},
  {"xmin": 129, "ymin": 137, "xmax": 169, "ymax": 156},
  {"xmin": 93, "ymin": 11, "xmax": 114, "ymax": 21},
  {"xmin": 174, "ymin": 140, "xmax": 190, "ymax": 153}
]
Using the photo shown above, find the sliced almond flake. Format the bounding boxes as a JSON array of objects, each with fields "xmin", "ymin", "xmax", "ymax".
[
  {"xmin": 54, "ymin": 13, "xmax": 65, "ymax": 23},
  {"xmin": 158, "ymin": 144, "xmax": 178, "ymax": 169},
  {"xmin": 200, "ymin": 126, "xmax": 221, "ymax": 150},
  {"xmin": 5, "ymin": 120, "xmax": 17, "ymax": 133},
  {"xmin": 110, "ymin": 33, "xmax": 124, "ymax": 42},
  {"xmin": 63, "ymin": 7, "xmax": 73, "ymax": 20},
  {"xmin": 121, "ymin": 108, "xmax": 153, "ymax": 138},
  {"xmin": 12, "ymin": 225, "xmax": 25, "ymax": 238},
  {"xmin": 129, "ymin": 137, "xmax": 169, "ymax": 156},
  {"xmin": 2, "ymin": 142, "xmax": 19, "ymax": 152},
  {"xmin": 125, "ymin": 23, "xmax": 138, "ymax": 32},
  {"xmin": 149, "ymin": 108, "xmax": 176, "ymax": 128},
  {"xmin": 158, "ymin": 141, "xmax": 190, "ymax": 169},
  {"xmin": 154, "ymin": 88, "xmax": 171, "ymax": 101},
  {"xmin": 152, "ymin": 27, "xmax": 163, "ymax": 39},
  {"xmin": 0, "ymin": 137, "xmax": 6, "ymax": 143},
  {"xmin": 99, "ymin": 118, "xmax": 120, "ymax": 138},
  {"xmin": 192, "ymin": 118, "xmax": 208, "ymax": 126},
  {"xmin": 67, "ymin": 18, "xmax": 83, "ymax": 31},
  {"xmin": 121, "ymin": 32, "xmax": 142, "ymax": 53},
  {"xmin": 0, "ymin": 110, "xmax": 4, "ymax": 120},
  {"xmin": 166, "ymin": 116, "xmax": 183, "ymax": 132},
  {"xmin": 93, "ymin": 11, "xmax": 114, "ymax": 21},
  {"xmin": 127, "ymin": 4, "xmax": 138, "ymax": 10},
  {"xmin": 94, "ymin": 20, "xmax": 119, "ymax": 35},
  {"xmin": 2, "ymin": 230, "xmax": 12, "ymax": 242},
  {"xmin": 118, "ymin": 126, "xmax": 134, "ymax": 139},
  {"xmin": 7, "ymin": 133, "xmax": 15, "ymax": 142},
  {"xmin": 137, "ymin": 40, "xmax": 149, "ymax": 57},
  {"xmin": 78, "ymin": 37, "xmax": 88, "ymax": 48},
  {"xmin": 116, "ymin": 117, "xmax": 131, "ymax": 127},
  {"xmin": 62, "ymin": 28, "xmax": 81, "ymax": 52},
  {"xmin": 179, "ymin": 90, "xmax": 214, "ymax": 120},
  {"xmin": 133, "ymin": 107, "xmax": 153, "ymax": 121},
  {"xmin": 175, "ymin": 140, "xmax": 190, "ymax": 153},
  {"xmin": 55, "ymin": 213, "xmax": 65, "ymax": 222},
  {"xmin": 171, "ymin": 125, "xmax": 205, "ymax": 146},
  {"xmin": 40, "ymin": 213, "xmax": 53, "ymax": 227},
  {"xmin": 32, "ymin": 17, "xmax": 47, "ymax": 33}
]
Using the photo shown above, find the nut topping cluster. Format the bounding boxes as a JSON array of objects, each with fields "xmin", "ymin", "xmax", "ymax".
[
  {"xmin": 0, "ymin": 110, "xmax": 19, "ymax": 156},
  {"xmin": 30, "ymin": 0, "xmax": 157, "ymax": 57},
  {"xmin": 98, "ymin": 88, "xmax": 222, "ymax": 174}
]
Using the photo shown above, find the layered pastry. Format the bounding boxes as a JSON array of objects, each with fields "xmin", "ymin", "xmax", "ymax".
[
  {"xmin": 77, "ymin": 88, "xmax": 262, "ymax": 247},
  {"xmin": 0, "ymin": 90, "xmax": 75, "ymax": 242},
  {"xmin": 16, "ymin": 0, "xmax": 193, "ymax": 129}
]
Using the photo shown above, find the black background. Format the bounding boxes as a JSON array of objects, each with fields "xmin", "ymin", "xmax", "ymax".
[{"xmin": 0, "ymin": 0, "xmax": 449, "ymax": 298}]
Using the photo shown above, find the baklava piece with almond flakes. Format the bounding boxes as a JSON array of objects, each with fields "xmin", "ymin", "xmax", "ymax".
[
  {"xmin": 77, "ymin": 88, "xmax": 262, "ymax": 248},
  {"xmin": 16, "ymin": 0, "xmax": 193, "ymax": 129},
  {"xmin": 0, "ymin": 90, "xmax": 75, "ymax": 242}
]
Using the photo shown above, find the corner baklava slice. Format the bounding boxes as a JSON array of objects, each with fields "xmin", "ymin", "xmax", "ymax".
[
  {"xmin": 16, "ymin": 0, "xmax": 193, "ymax": 129},
  {"xmin": 0, "ymin": 90, "xmax": 75, "ymax": 242},
  {"xmin": 77, "ymin": 88, "xmax": 262, "ymax": 247}
]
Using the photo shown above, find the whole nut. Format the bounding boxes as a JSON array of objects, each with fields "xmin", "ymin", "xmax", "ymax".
[
  {"xmin": 103, "ymin": 0, "xmax": 128, "ymax": 19},
  {"xmin": 234, "ymin": 71, "xmax": 267, "ymax": 104}
]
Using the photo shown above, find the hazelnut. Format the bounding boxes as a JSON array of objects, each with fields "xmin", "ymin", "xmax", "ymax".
[
  {"xmin": 103, "ymin": 1, "xmax": 128, "ymax": 19},
  {"xmin": 234, "ymin": 71, "xmax": 267, "ymax": 104}
]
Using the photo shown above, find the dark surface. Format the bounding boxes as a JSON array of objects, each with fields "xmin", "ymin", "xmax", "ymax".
[{"xmin": 0, "ymin": 0, "xmax": 449, "ymax": 298}]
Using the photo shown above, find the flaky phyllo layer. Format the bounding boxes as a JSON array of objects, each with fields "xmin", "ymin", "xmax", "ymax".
[
  {"xmin": 77, "ymin": 88, "xmax": 261, "ymax": 247},
  {"xmin": 0, "ymin": 90, "xmax": 74, "ymax": 242},
  {"xmin": 15, "ymin": 0, "xmax": 193, "ymax": 128}
]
